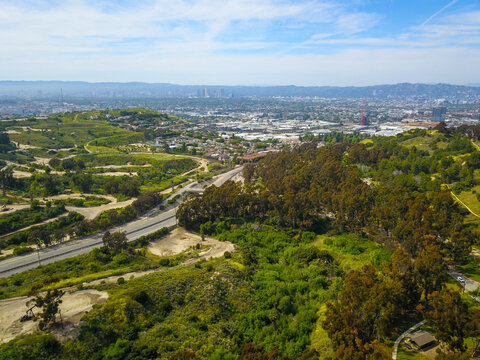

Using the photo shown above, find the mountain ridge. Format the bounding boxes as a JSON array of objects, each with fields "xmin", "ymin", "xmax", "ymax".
[{"xmin": 1, "ymin": 80, "xmax": 479, "ymax": 99}]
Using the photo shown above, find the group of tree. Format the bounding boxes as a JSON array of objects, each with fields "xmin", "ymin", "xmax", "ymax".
[
  {"xmin": 1, "ymin": 192, "xmax": 160, "ymax": 251},
  {"xmin": 176, "ymin": 137, "xmax": 480, "ymax": 357},
  {"xmin": 0, "ymin": 202, "xmax": 66, "ymax": 237},
  {"xmin": 179, "ymin": 142, "xmax": 471, "ymax": 261},
  {"xmin": 0, "ymin": 131, "xmax": 15, "ymax": 153}
]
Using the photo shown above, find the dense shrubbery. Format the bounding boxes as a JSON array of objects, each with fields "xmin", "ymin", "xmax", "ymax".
[
  {"xmin": 53, "ymin": 196, "xmax": 110, "ymax": 207},
  {"xmin": 0, "ymin": 203, "xmax": 66, "ymax": 236},
  {"xmin": 0, "ymin": 192, "xmax": 162, "ymax": 250},
  {"xmin": 4, "ymin": 128, "xmax": 480, "ymax": 359},
  {"xmin": 1, "ymin": 211, "xmax": 84, "ymax": 249},
  {"xmin": 0, "ymin": 225, "xmax": 340, "ymax": 359}
]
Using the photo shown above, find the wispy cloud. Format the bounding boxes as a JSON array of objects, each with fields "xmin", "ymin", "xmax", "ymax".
[
  {"xmin": 0, "ymin": 0, "xmax": 479, "ymax": 85},
  {"xmin": 419, "ymin": 0, "xmax": 460, "ymax": 27}
]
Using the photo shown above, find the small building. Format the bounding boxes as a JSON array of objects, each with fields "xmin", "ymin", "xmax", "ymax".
[
  {"xmin": 408, "ymin": 330, "xmax": 436, "ymax": 351},
  {"xmin": 238, "ymin": 152, "xmax": 269, "ymax": 163}
]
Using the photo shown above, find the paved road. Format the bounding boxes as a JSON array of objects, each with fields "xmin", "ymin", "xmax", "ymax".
[
  {"xmin": 392, "ymin": 320, "xmax": 426, "ymax": 360},
  {"xmin": 447, "ymin": 265, "xmax": 480, "ymax": 292},
  {"xmin": 0, "ymin": 166, "xmax": 243, "ymax": 278}
]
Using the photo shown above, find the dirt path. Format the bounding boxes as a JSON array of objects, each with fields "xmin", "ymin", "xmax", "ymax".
[
  {"xmin": 88, "ymin": 228, "xmax": 235, "ymax": 286},
  {"xmin": 41, "ymin": 194, "xmax": 116, "ymax": 203},
  {"xmin": 149, "ymin": 227, "xmax": 233, "ymax": 259},
  {"xmin": 40, "ymin": 193, "xmax": 136, "ymax": 220},
  {"xmin": 0, "ymin": 228, "xmax": 233, "ymax": 343},
  {"xmin": 67, "ymin": 198, "xmax": 135, "ymax": 220},
  {"xmin": 0, "ymin": 289, "xmax": 108, "ymax": 344},
  {"xmin": 471, "ymin": 248, "xmax": 480, "ymax": 259},
  {"xmin": 472, "ymin": 140, "xmax": 480, "ymax": 152},
  {"xmin": 0, "ymin": 214, "xmax": 67, "ymax": 240},
  {"xmin": 450, "ymin": 190, "xmax": 480, "ymax": 218},
  {"xmin": 93, "ymin": 164, "xmax": 152, "ymax": 169},
  {"xmin": 181, "ymin": 158, "xmax": 209, "ymax": 176},
  {"xmin": 0, "ymin": 204, "xmax": 30, "ymax": 215}
]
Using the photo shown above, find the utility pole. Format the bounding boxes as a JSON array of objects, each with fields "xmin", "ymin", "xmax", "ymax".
[{"xmin": 36, "ymin": 247, "xmax": 41, "ymax": 266}]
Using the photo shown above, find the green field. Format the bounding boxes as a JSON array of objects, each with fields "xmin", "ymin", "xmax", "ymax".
[
  {"xmin": 396, "ymin": 348, "xmax": 428, "ymax": 360},
  {"xmin": 456, "ymin": 186, "xmax": 480, "ymax": 216},
  {"xmin": 8, "ymin": 112, "xmax": 132, "ymax": 149},
  {"xmin": 399, "ymin": 131, "xmax": 448, "ymax": 153}
]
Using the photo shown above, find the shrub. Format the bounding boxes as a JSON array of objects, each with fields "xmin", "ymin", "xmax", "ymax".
[{"xmin": 13, "ymin": 246, "xmax": 32, "ymax": 256}]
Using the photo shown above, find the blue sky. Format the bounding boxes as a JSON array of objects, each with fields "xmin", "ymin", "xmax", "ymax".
[{"xmin": 1, "ymin": 0, "xmax": 479, "ymax": 85}]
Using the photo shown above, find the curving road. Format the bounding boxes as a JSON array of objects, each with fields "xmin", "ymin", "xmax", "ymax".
[
  {"xmin": 0, "ymin": 166, "xmax": 243, "ymax": 278},
  {"xmin": 392, "ymin": 320, "xmax": 426, "ymax": 360}
]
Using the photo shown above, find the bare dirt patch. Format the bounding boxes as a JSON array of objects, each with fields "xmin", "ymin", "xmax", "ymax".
[
  {"xmin": 471, "ymin": 248, "xmax": 480, "ymax": 259},
  {"xmin": 67, "ymin": 198, "xmax": 135, "ymax": 220},
  {"xmin": 0, "ymin": 228, "xmax": 233, "ymax": 343},
  {"xmin": 0, "ymin": 204, "xmax": 30, "ymax": 215},
  {"xmin": 0, "ymin": 289, "xmax": 108, "ymax": 343},
  {"xmin": 148, "ymin": 227, "xmax": 234, "ymax": 260},
  {"xmin": 17, "ymin": 143, "xmax": 40, "ymax": 150},
  {"xmin": 93, "ymin": 164, "xmax": 152, "ymax": 169},
  {"xmin": 97, "ymin": 171, "xmax": 137, "ymax": 177},
  {"xmin": 12, "ymin": 170, "xmax": 32, "ymax": 178}
]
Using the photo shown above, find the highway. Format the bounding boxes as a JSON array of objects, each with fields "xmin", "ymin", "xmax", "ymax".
[{"xmin": 0, "ymin": 166, "xmax": 243, "ymax": 278}]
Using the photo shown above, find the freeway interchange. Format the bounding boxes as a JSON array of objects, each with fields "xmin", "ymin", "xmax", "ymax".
[{"xmin": 0, "ymin": 166, "xmax": 243, "ymax": 278}]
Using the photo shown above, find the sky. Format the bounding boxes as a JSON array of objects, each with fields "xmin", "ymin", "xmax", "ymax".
[{"xmin": 1, "ymin": 0, "xmax": 479, "ymax": 86}]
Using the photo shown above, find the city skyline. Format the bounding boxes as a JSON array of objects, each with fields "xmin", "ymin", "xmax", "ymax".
[{"xmin": 1, "ymin": 0, "xmax": 480, "ymax": 86}]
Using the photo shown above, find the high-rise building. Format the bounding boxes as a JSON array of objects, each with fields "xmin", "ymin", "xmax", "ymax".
[{"xmin": 432, "ymin": 107, "xmax": 447, "ymax": 122}]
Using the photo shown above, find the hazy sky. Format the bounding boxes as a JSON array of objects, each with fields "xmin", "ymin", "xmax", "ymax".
[{"xmin": 1, "ymin": 0, "xmax": 479, "ymax": 86}]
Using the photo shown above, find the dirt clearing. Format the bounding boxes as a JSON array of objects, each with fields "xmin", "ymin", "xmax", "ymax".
[
  {"xmin": 148, "ymin": 227, "xmax": 234, "ymax": 259},
  {"xmin": 0, "ymin": 229, "xmax": 233, "ymax": 343},
  {"xmin": 0, "ymin": 289, "xmax": 108, "ymax": 343}
]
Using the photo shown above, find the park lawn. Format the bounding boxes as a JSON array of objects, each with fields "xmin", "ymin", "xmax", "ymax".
[
  {"xmin": 8, "ymin": 111, "xmax": 133, "ymax": 149},
  {"xmin": 456, "ymin": 256, "xmax": 480, "ymax": 283},
  {"xmin": 134, "ymin": 152, "xmax": 191, "ymax": 162},
  {"xmin": 86, "ymin": 145, "xmax": 120, "ymax": 153},
  {"xmin": 399, "ymin": 132, "xmax": 448, "ymax": 153},
  {"xmin": 396, "ymin": 348, "xmax": 428, "ymax": 360},
  {"xmin": 455, "ymin": 186, "xmax": 480, "ymax": 216},
  {"xmin": 140, "ymin": 175, "xmax": 190, "ymax": 192},
  {"xmin": 400, "ymin": 135, "xmax": 433, "ymax": 153},
  {"xmin": 9, "ymin": 129, "xmax": 58, "ymax": 148}
]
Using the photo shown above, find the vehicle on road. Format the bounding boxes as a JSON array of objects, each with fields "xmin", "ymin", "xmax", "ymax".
[{"xmin": 458, "ymin": 276, "xmax": 465, "ymax": 283}]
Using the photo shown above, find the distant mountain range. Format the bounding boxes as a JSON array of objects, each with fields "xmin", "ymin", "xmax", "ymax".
[{"xmin": 1, "ymin": 81, "xmax": 480, "ymax": 100}]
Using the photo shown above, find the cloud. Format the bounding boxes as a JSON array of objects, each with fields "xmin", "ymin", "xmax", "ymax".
[
  {"xmin": 419, "ymin": 0, "xmax": 459, "ymax": 27},
  {"xmin": 0, "ymin": 0, "xmax": 479, "ymax": 85},
  {"xmin": 335, "ymin": 12, "xmax": 380, "ymax": 35}
]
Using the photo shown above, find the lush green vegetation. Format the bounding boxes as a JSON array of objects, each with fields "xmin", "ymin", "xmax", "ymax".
[
  {"xmin": 5, "ymin": 123, "xmax": 480, "ymax": 359},
  {"xmin": 0, "ymin": 192, "xmax": 162, "ymax": 251},
  {"xmin": 6, "ymin": 112, "xmax": 131, "ymax": 149},
  {"xmin": 53, "ymin": 196, "xmax": 111, "ymax": 208},
  {"xmin": 0, "ymin": 203, "xmax": 65, "ymax": 236},
  {"xmin": 0, "ymin": 227, "xmax": 171, "ymax": 300},
  {"xmin": 1, "ymin": 212, "xmax": 85, "ymax": 250}
]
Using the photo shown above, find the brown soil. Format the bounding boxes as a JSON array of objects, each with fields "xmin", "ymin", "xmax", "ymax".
[
  {"xmin": 0, "ymin": 229, "xmax": 233, "ymax": 342},
  {"xmin": 0, "ymin": 289, "xmax": 108, "ymax": 344},
  {"xmin": 148, "ymin": 227, "xmax": 234, "ymax": 260}
]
